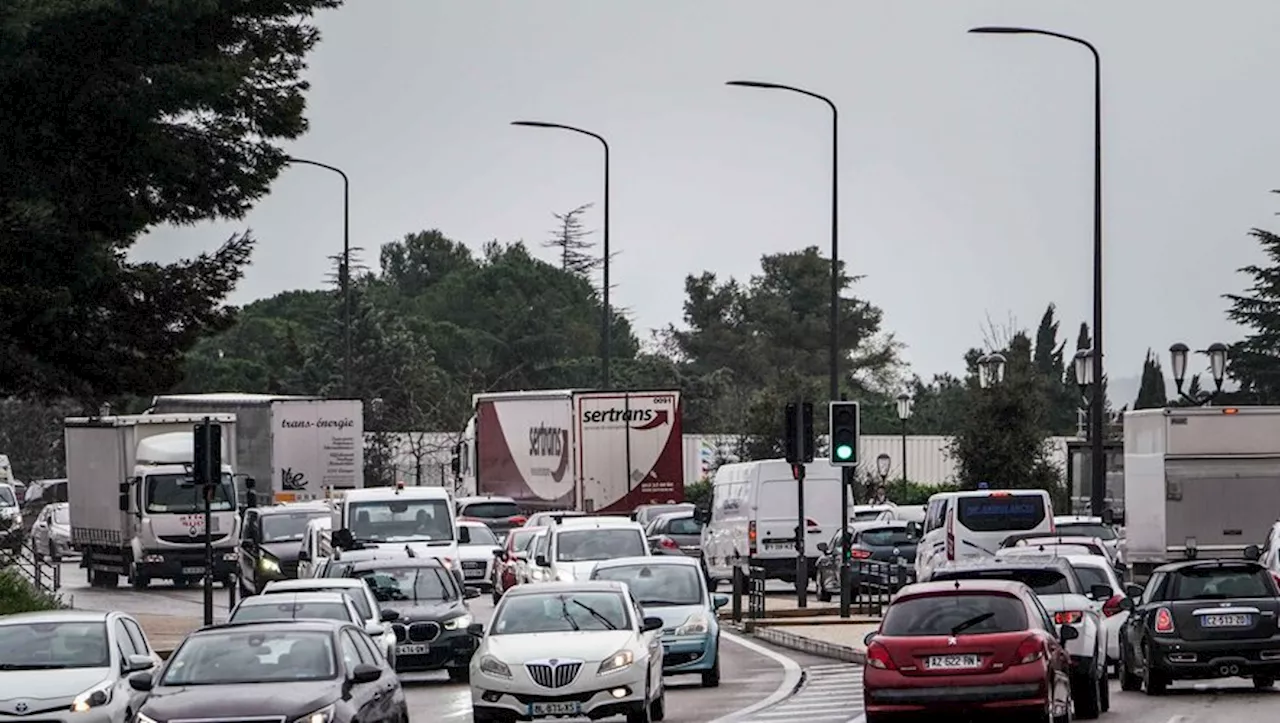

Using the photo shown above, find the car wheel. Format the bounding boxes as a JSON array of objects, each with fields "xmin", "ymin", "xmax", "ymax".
[
  {"xmin": 701, "ymin": 647, "xmax": 721, "ymax": 688},
  {"xmin": 625, "ymin": 681, "xmax": 652, "ymax": 723},
  {"xmin": 1254, "ymin": 675, "xmax": 1276, "ymax": 689},
  {"xmin": 649, "ymin": 686, "xmax": 665, "ymax": 721},
  {"xmin": 1118, "ymin": 637, "xmax": 1142, "ymax": 692},
  {"xmin": 1099, "ymin": 668, "xmax": 1110, "ymax": 712},
  {"xmin": 1141, "ymin": 643, "xmax": 1168, "ymax": 695},
  {"xmin": 1073, "ymin": 671, "xmax": 1101, "ymax": 719}
]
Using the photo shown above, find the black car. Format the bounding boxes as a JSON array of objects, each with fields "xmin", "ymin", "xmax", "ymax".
[
  {"xmin": 239, "ymin": 503, "xmax": 331, "ymax": 593},
  {"xmin": 129, "ymin": 620, "xmax": 407, "ymax": 723},
  {"xmin": 457, "ymin": 496, "xmax": 526, "ymax": 543},
  {"xmin": 1119, "ymin": 549, "xmax": 1280, "ymax": 694},
  {"xmin": 814, "ymin": 521, "xmax": 918, "ymax": 602},
  {"xmin": 343, "ymin": 557, "xmax": 481, "ymax": 680}
]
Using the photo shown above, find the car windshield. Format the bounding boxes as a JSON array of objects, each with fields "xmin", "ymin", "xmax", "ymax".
[
  {"xmin": 1072, "ymin": 565, "xmax": 1111, "ymax": 592},
  {"xmin": 556, "ymin": 529, "xmax": 646, "ymax": 562},
  {"xmin": 162, "ymin": 630, "xmax": 336, "ymax": 685},
  {"xmin": 1057, "ymin": 523, "xmax": 1117, "ymax": 541},
  {"xmin": 348, "ymin": 499, "xmax": 452, "ymax": 543},
  {"xmin": 0, "ymin": 621, "xmax": 109, "ymax": 669},
  {"xmin": 860, "ymin": 528, "xmax": 917, "ymax": 546},
  {"xmin": 462, "ymin": 501, "xmax": 521, "ymax": 519},
  {"xmin": 231, "ymin": 600, "xmax": 352, "ymax": 623},
  {"xmin": 356, "ymin": 566, "xmax": 457, "ymax": 602},
  {"xmin": 262, "ymin": 512, "xmax": 328, "ymax": 543},
  {"xmin": 146, "ymin": 473, "xmax": 235, "ymax": 513},
  {"xmin": 592, "ymin": 564, "xmax": 703, "ymax": 606},
  {"xmin": 1170, "ymin": 566, "xmax": 1273, "ymax": 600},
  {"xmin": 934, "ymin": 568, "xmax": 1073, "ymax": 595},
  {"xmin": 266, "ymin": 586, "xmax": 373, "ymax": 619},
  {"xmin": 508, "ymin": 529, "xmax": 537, "ymax": 551},
  {"xmin": 493, "ymin": 592, "xmax": 630, "ymax": 634},
  {"xmin": 0, "ymin": 487, "xmax": 14, "ymax": 507},
  {"xmin": 52, "ymin": 506, "xmax": 69, "ymax": 524},
  {"xmin": 663, "ymin": 516, "xmax": 703, "ymax": 535},
  {"xmin": 882, "ymin": 593, "xmax": 1028, "ymax": 636},
  {"xmin": 462, "ymin": 524, "xmax": 499, "ymax": 546}
]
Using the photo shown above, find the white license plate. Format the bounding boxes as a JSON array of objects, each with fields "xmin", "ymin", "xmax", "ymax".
[
  {"xmin": 180, "ymin": 567, "xmax": 205, "ymax": 575},
  {"xmin": 1201, "ymin": 614, "xmax": 1252, "ymax": 628},
  {"xmin": 396, "ymin": 644, "xmax": 429, "ymax": 655},
  {"xmin": 763, "ymin": 542, "xmax": 795, "ymax": 551},
  {"xmin": 896, "ymin": 557, "xmax": 908, "ymax": 566},
  {"xmin": 925, "ymin": 654, "xmax": 982, "ymax": 670},
  {"xmin": 529, "ymin": 702, "xmax": 581, "ymax": 716}
]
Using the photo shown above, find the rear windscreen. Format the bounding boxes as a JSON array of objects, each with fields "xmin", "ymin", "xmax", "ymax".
[
  {"xmin": 1169, "ymin": 566, "xmax": 1275, "ymax": 600},
  {"xmin": 860, "ymin": 528, "xmax": 917, "ymax": 546},
  {"xmin": 881, "ymin": 594, "xmax": 1027, "ymax": 636},
  {"xmin": 933, "ymin": 568, "xmax": 1073, "ymax": 595},
  {"xmin": 1057, "ymin": 523, "xmax": 1117, "ymax": 541},
  {"xmin": 462, "ymin": 502, "xmax": 521, "ymax": 519},
  {"xmin": 1071, "ymin": 565, "xmax": 1110, "ymax": 593},
  {"xmin": 957, "ymin": 495, "xmax": 1046, "ymax": 533}
]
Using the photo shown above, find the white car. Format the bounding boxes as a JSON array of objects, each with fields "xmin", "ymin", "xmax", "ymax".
[
  {"xmin": 1054, "ymin": 515, "xmax": 1123, "ymax": 562},
  {"xmin": 1061, "ymin": 553, "xmax": 1128, "ymax": 668},
  {"xmin": 458, "ymin": 520, "xmax": 502, "ymax": 591},
  {"xmin": 1006, "ymin": 534, "xmax": 1119, "ymax": 568},
  {"xmin": 531, "ymin": 517, "xmax": 652, "ymax": 583},
  {"xmin": 470, "ymin": 581, "xmax": 666, "ymax": 722},
  {"xmin": 261, "ymin": 577, "xmax": 398, "ymax": 664},
  {"xmin": 229, "ymin": 590, "xmax": 382, "ymax": 640},
  {"xmin": 997, "ymin": 544, "xmax": 1095, "ymax": 560}
]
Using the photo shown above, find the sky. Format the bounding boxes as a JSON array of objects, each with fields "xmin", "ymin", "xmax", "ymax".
[{"xmin": 132, "ymin": 0, "xmax": 1280, "ymax": 397}]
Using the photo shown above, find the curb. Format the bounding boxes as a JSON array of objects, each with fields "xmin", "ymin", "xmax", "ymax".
[{"xmin": 749, "ymin": 625, "xmax": 867, "ymax": 665}]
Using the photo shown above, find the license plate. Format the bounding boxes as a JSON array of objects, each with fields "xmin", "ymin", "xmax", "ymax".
[
  {"xmin": 180, "ymin": 567, "xmax": 205, "ymax": 575},
  {"xmin": 1201, "ymin": 614, "xmax": 1252, "ymax": 628},
  {"xmin": 529, "ymin": 702, "xmax": 581, "ymax": 716},
  {"xmin": 763, "ymin": 542, "xmax": 794, "ymax": 551},
  {"xmin": 925, "ymin": 654, "xmax": 982, "ymax": 670},
  {"xmin": 896, "ymin": 557, "xmax": 908, "ymax": 566},
  {"xmin": 396, "ymin": 644, "xmax": 429, "ymax": 655}
]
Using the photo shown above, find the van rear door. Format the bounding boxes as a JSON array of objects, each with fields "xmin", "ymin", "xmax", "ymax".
[
  {"xmin": 954, "ymin": 492, "xmax": 1052, "ymax": 557},
  {"xmin": 754, "ymin": 473, "xmax": 841, "ymax": 559}
]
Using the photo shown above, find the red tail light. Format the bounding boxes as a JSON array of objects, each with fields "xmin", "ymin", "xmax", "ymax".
[
  {"xmin": 1013, "ymin": 636, "xmax": 1043, "ymax": 665},
  {"xmin": 1271, "ymin": 572, "xmax": 1280, "ymax": 590},
  {"xmin": 806, "ymin": 517, "xmax": 820, "ymax": 528},
  {"xmin": 509, "ymin": 515, "xmax": 527, "ymax": 526},
  {"xmin": 748, "ymin": 521, "xmax": 757, "ymax": 556},
  {"xmin": 1154, "ymin": 607, "xmax": 1176, "ymax": 634},
  {"xmin": 848, "ymin": 549, "xmax": 873, "ymax": 560},
  {"xmin": 658, "ymin": 536, "xmax": 679, "ymax": 551},
  {"xmin": 1054, "ymin": 611, "xmax": 1083, "ymax": 625},
  {"xmin": 1102, "ymin": 595, "xmax": 1125, "ymax": 618},
  {"xmin": 866, "ymin": 641, "xmax": 896, "ymax": 670}
]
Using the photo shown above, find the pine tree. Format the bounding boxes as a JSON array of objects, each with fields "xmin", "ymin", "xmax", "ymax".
[
  {"xmin": 1033, "ymin": 304, "xmax": 1065, "ymax": 378},
  {"xmin": 1134, "ymin": 349, "xmax": 1168, "ymax": 409},
  {"xmin": 1224, "ymin": 204, "xmax": 1280, "ymax": 403},
  {"xmin": 543, "ymin": 203, "xmax": 599, "ymax": 277}
]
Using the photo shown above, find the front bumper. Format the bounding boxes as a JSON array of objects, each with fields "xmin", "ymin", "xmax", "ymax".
[
  {"xmin": 471, "ymin": 668, "xmax": 646, "ymax": 722},
  {"xmin": 661, "ymin": 634, "xmax": 716, "ymax": 673},
  {"xmin": 1150, "ymin": 635, "xmax": 1280, "ymax": 679},
  {"xmin": 392, "ymin": 627, "xmax": 478, "ymax": 673},
  {"xmin": 137, "ymin": 549, "xmax": 237, "ymax": 579},
  {"xmin": 0, "ymin": 696, "xmax": 120, "ymax": 723}
]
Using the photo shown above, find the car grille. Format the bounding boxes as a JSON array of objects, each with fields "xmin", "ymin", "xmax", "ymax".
[
  {"xmin": 171, "ymin": 718, "xmax": 286, "ymax": 723},
  {"xmin": 526, "ymin": 660, "xmax": 583, "ymax": 688},
  {"xmin": 394, "ymin": 621, "xmax": 440, "ymax": 643},
  {"xmin": 462, "ymin": 560, "xmax": 486, "ymax": 578},
  {"xmin": 158, "ymin": 533, "xmax": 231, "ymax": 544}
]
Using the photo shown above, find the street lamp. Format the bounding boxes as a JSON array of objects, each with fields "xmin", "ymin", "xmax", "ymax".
[
  {"xmin": 895, "ymin": 392, "xmax": 913, "ymax": 484},
  {"xmin": 1169, "ymin": 342, "xmax": 1229, "ymax": 405},
  {"xmin": 286, "ymin": 157, "xmax": 351, "ymax": 397},
  {"xmin": 511, "ymin": 121, "xmax": 612, "ymax": 389},
  {"xmin": 977, "ymin": 353, "xmax": 1007, "ymax": 389},
  {"xmin": 875, "ymin": 453, "xmax": 891, "ymax": 485}
]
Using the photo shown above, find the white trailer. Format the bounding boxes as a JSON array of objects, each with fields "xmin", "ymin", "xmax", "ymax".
[{"xmin": 1123, "ymin": 406, "xmax": 1280, "ymax": 579}]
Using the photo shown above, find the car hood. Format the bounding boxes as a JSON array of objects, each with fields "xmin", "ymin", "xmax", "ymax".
[
  {"xmin": 484, "ymin": 631, "xmax": 634, "ymax": 664},
  {"xmin": 143, "ymin": 681, "xmax": 336, "ymax": 720},
  {"xmin": 641, "ymin": 604, "xmax": 708, "ymax": 631},
  {"xmin": 553, "ymin": 561, "xmax": 602, "ymax": 581},
  {"xmin": 0, "ymin": 667, "xmax": 111, "ymax": 712},
  {"xmin": 459, "ymin": 545, "xmax": 498, "ymax": 561},
  {"xmin": 382, "ymin": 599, "xmax": 468, "ymax": 622},
  {"xmin": 261, "ymin": 541, "xmax": 302, "ymax": 561}
]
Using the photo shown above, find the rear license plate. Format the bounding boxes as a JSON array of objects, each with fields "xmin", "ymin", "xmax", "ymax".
[
  {"xmin": 396, "ymin": 644, "xmax": 429, "ymax": 655},
  {"xmin": 180, "ymin": 567, "xmax": 205, "ymax": 575},
  {"xmin": 925, "ymin": 654, "xmax": 982, "ymax": 670},
  {"xmin": 529, "ymin": 702, "xmax": 581, "ymax": 716},
  {"xmin": 1201, "ymin": 614, "xmax": 1252, "ymax": 628},
  {"xmin": 763, "ymin": 542, "xmax": 794, "ymax": 551}
]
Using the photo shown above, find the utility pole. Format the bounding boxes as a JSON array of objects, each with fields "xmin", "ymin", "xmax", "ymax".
[{"xmin": 193, "ymin": 418, "xmax": 222, "ymax": 626}]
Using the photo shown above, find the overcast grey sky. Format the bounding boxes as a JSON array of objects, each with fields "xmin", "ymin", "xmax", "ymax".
[{"xmin": 133, "ymin": 0, "xmax": 1280, "ymax": 387}]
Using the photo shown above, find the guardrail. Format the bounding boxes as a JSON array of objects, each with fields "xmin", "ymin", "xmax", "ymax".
[
  {"xmin": 0, "ymin": 534, "xmax": 61, "ymax": 596},
  {"xmin": 846, "ymin": 558, "xmax": 914, "ymax": 616}
]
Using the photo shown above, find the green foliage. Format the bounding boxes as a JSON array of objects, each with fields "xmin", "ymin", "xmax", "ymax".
[
  {"xmin": 1134, "ymin": 349, "xmax": 1169, "ymax": 409},
  {"xmin": 1224, "ymin": 201, "xmax": 1280, "ymax": 403},
  {"xmin": 885, "ymin": 480, "xmax": 959, "ymax": 506},
  {"xmin": 0, "ymin": 569, "xmax": 61, "ymax": 615},
  {"xmin": 0, "ymin": 0, "xmax": 339, "ymax": 399},
  {"xmin": 684, "ymin": 480, "xmax": 712, "ymax": 508}
]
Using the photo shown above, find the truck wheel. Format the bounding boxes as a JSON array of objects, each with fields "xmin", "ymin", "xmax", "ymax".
[
  {"xmin": 93, "ymin": 569, "xmax": 119, "ymax": 588},
  {"xmin": 129, "ymin": 564, "xmax": 150, "ymax": 590}
]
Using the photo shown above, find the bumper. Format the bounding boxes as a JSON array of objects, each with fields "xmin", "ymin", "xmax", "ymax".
[
  {"xmin": 853, "ymin": 562, "xmax": 915, "ymax": 590},
  {"xmin": 1150, "ymin": 636, "xmax": 1280, "ymax": 679},
  {"xmin": 0, "ymin": 704, "xmax": 119, "ymax": 723},
  {"xmin": 393, "ymin": 629, "xmax": 478, "ymax": 673},
  {"xmin": 661, "ymin": 634, "xmax": 716, "ymax": 673},
  {"xmin": 471, "ymin": 678, "xmax": 645, "ymax": 722},
  {"xmin": 755, "ymin": 556, "xmax": 818, "ymax": 580},
  {"xmin": 138, "ymin": 549, "xmax": 237, "ymax": 579},
  {"xmin": 864, "ymin": 666, "xmax": 1049, "ymax": 714},
  {"xmin": 462, "ymin": 561, "xmax": 492, "ymax": 589}
]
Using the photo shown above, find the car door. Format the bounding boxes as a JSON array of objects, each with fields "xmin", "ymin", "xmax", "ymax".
[
  {"xmin": 111, "ymin": 618, "xmax": 147, "ymax": 710},
  {"xmin": 120, "ymin": 616, "xmax": 164, "ymax": 670},
  {"xmin": 353, "ymin": 626, "xmax": 402, "ymax": 711},
  {"xmin": 340, "ymin": 629, "xmax": 384, "ymax": 720},
  {"xmin": 1125, "ymin": 572, "xmax": 1165, "ymax": 666},
  {"xmin": 632, "ymin": 593, "xmax": 661, "ymax": 691},
  {"xmin": 31, "ymin": 506, "xmax": 50, "ymax": 556}
]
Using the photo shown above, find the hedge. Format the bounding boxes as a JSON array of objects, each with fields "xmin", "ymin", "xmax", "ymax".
[{"xmin": 0, "ymin": 568, "xmax": 62, "ymax": 615}]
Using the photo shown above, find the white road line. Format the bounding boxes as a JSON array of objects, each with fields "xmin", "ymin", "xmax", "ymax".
[
  {"xmin": 846, "ymin": 716, "xmax": 866, "ymax": 723},
  {"xmin": 704, "ymin": 631, "xmax": 803, "ymax": 723},
  {"xmin": 1164, "ymin": 717, "xmax": 1190, "ymax": 723}
]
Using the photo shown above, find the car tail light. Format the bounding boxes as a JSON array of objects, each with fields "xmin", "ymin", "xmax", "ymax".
[
  {"xmin": 848, "ymin": 549, "xmax": 872, "ymax": 560},
  {"xmin": 509, "ymin": 515, "xmax": 527, "ymax": 526},
  {"xmin": 658, "ymin": 536, "xmax": 679, "ymax": 551},
  {"xmin": 1013, "ymin": 636, "xmax": 1043, "ymax": 665},
  {"xmin": 806, "ymin": 517, "xmax": 820, "ymax": 528},
  {"xmin": 748, "ymin": 521, "xmax": 757, "ymax": 556},
  {"xmin": 1102, "ymin": 595, "xmax": 1125, "ymax": 618},
  {"xmin": 865, "ymin": 641, "xmax": 896, "ymax": 670},
  {"xmin": 1154, "ymin": 607, "xmax": 1176, "ymax": 634},
  {"xmin": 1054, "ymin": 611, "xmax": 1083, "ymax": 625},
  {"xmin": 1271, "ymin": 572, "xmax": 1280, "ymax": 591}
]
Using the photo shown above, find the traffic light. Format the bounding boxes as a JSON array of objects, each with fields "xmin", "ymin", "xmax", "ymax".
[
  {"xmin": 783, "ymin": 402, "xmax": 815, "ymax": 464},
  {"xmin": 829, "ymin": 401, "xmax": 860, "ymax": 466},
  {"xmin": 193, "ymin": 421, "xmax": 222, "ymax": 487}
]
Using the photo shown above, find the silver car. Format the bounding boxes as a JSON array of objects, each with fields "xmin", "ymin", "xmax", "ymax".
[
  {"xmin": 0, "ymin": 609, "xmax": 162, "ymax": 723},
  {"xmin": 31, "ymin": 502, "xmax": 72, "ymax": 560}
]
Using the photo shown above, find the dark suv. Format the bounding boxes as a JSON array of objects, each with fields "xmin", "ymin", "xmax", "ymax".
[{"xmin": 456, "ymin": 496, "xmax": 524, "ymax": 542}]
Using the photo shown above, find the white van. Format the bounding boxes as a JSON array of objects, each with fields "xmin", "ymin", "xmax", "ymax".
[
  {"xmin": 915, "ymin": 488, "xmax": 1055, "ymax": 581},
  {"xmin": 297, "ymin": 516, "xmax": 332, "ymax": 578},
  {"xmin": 700, "ymin": 459, "xmax": 843, "ymax": 590}
]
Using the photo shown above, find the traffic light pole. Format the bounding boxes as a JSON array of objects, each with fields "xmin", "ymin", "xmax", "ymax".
[
  {"xmin": 838, "ymin": 394, "xmax": 851, "ymax": 618},
  {"xmin": 194, "ymin": 417, "xmax": 222, "ymax": 627},
  {"xmin": 793, "ymin": 402, "xmax": 808, "ymax": 609}
]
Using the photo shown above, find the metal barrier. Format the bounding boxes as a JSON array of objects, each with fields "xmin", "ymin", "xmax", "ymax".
[
  {"xmin": 846, "ymin": 559, "xmax": 914, "ymax": 616},
  {"xmin": 0, "ymin": 535, "xmax": 62, "ymax": 596},
  {"xmin": 729, "ymin": 560, "xmax": 769, "ymax": 622}
]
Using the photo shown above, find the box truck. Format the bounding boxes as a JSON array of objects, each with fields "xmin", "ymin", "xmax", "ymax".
[
  {"xmin": 67, "ymin": 414, "xmax": 240, "ymax": 588},
  {"xmin": 452, "ymin": 389, "xmax": 684, "ymax": 514}
]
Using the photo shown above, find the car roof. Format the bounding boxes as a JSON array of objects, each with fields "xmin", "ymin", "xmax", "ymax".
[
  {"xmin": 458, "ymin": 519, "xmax": 492, "ymax": 528},
  {"xmin": 193, "ymin": 619, "xmax": 347, "ymax": 636},
  {"xmin": 345, "ymin": 557, "xmax": 447, "ymax": 571},
  {"xmin": 345, "ymin": 486, "xmax": 452, "ymax": 502},
  {"xmin": 0, "ymin": 609, "xmax": 114, "ymax": 625},
  {"xmin": 1156, "ymin": 558, "xmax": 1267, "ymax": 573},
  {"xmin": 506, "ymin": 580, "xmax": 630, "ymax": 596},
  {"xmin": 554, "ymin": 517, "xmax": 643, "ymax": 531},
  {"xmin": 933, "ymin": 557, "xmax": 1076, "ymax": 575},
  {"xmin": 457, "ymin": 495, "xmax": 516, "ymax": 505},
  {"xmin": 1061, "ymin": 554, "xmax": 1115, "ymax": 570},
  {"xmin": 897, "ymin": 579, "xmax": 1031, "ymax": 597},
  {"xmin": 999, "ymin": 544, "xmax": 1093, "ymax": 556},
  {"xmin": 239, "ymin": 591, "xmax": 350, "ymax": 604},
  {"xmin": 593, "ymin": 555, "xmax": 700, "ymax": 570},
  {"xmin": 265, "ymin": 578, "xmax": 364, "ymax": 590},
  {"xmin": 856, "ymin": 520, "xmax": 910, "ymax": 530},
  {"xmin": 1055, "ymin": 516, "xmax": 1104, "ymax": 525}
]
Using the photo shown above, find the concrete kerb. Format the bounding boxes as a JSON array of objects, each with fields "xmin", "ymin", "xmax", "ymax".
[{"xmin": 751, "ymin": 625, "xmax": 868, "ymax": 665}]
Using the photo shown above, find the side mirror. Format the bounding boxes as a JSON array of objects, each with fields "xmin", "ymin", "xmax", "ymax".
[
  {"xmin": 1246, "ymin": 544, "xmax": 1262, "ymax": 561},
  {"xmin": 1118, "ymin": 597, "xmax": 1135, "ymax": 612},
  {"xmin": 458, "ymin": 527, "xmax": 471, "ymax": 545},
  {"xmin": 712, "ymin": 594, "xmax": 729, "ymax": 610},
  {"xmin": 379, "ymin": 609, "xmax": 399, "ymax": 622},
  {"xmin": 243, "ymin": 476, "xmax": 256, "ymax": 490},
  {"xmin": 298, "ymin": 549, "xmax": 311, "ymax": 562},
  {"xmin": 1124, "ymin": 583, "xmax": 1144, "ymax": 599},
  {"xmin": 117, "ymin": 481, "xmax": 130, "ymax": 512},
  {"xmin": 1089, "ymin": 584, "xmax": 1113, "ymax": 601},
  {"xmin": 246, "ymin": 491, "xmax": 258, "ymax": 509},
  {"xmin": 1059, "ymin": 625, "xmax": 1079, "ymax": 642},
  {"xmin": 450, "ymin": 456, "xmax": 460, "ymax": 474},
  {"xmin": 864, "ymin": 631, "xmax": 877, "ymax": 647},
  {"xmin": 128, "ymin": 671, "xmax": 154, "ymax": 692},
  {"xmin": 364, "ymin": 623, "xmax": 384, "ymax": 637},
  {"xmin": 693, "ymin": 506, "xmax": 711, "ymax": 524},
  {"xmin": 333, "ymin": 528, "xmax": 355, "ymax": 550},
  {"xmin": 492, "ymin": 548, "xmax": 506, "ymax": 558},
  {"xmin": 535, "ymin": 554, "xmax": 549, "ymax": 568},
  {"xmin": 641, "ymin": 616, "xmax": 664, "ymax": 633},
  {"xmin": 467, "ymin": 623, "xmax": 485, "ymax": 637},
  {"xmin": 464, "ymin": 586, "xmax": 481, "ymax": 599},
  {"xmin": 124, "ymin": 654, "xmax": 154, "ymax": 673},
  {"xmin": 816, "ymin": 542, "xmax": 829, "ymax": 554},
  {"xmin": 350, "ymin": 663, "xmax": 381, "ymax": 684},
  {"xmin": 1101, "ymin": 508, "xmax": 1115, "ymax": 525}
]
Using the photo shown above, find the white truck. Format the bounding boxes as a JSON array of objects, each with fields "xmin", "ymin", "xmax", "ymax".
[
  {"xmin": 148, "ymin": 393, "xmax": 366, "ymax": 504},
  {"xmin": 67, "ymin": 414, "xmax": 241, "ymax": 588},
  {"xmin": 1123, "ymin": 406, "xmax": 1280, "ymax": 580}
]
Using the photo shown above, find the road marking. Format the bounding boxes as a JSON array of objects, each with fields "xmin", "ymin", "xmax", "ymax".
[
  {"xmin": 743, "ymin": 663, "xmax": 864, "ymax": 723},
  {"xmin": 1164, "ymin": 717, "xmax": 1190, "ymax": 723},
  {"xmin": 704, "ymin": 631, "xmax": 803, "ymax": 723}
]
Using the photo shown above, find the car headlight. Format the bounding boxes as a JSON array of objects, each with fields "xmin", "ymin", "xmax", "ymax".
[
  {"xmin": 675, "ymin": 613, "xmax": 709, "ymax": 636},
  {"xmin": 259, "ymin": 555, "xmax": 280, "ymax": 573},
  {"xmin": 222, "ymin": 551, "xmax": 237, "ymax": 561},
  {"xmin": 598, "ymin": 649, "xmax": 634, "ymax": 674},
  {"xmin": 70, "ymin": 680, "xmax": 112, "ymax": 712},
  {"xmin": 291, "ymin": 703, "xmax": 335, "ymax": 723},
  {"xmin": 479, "ymin": 654, "xmax": 511, "ymax": 678},
  {"xmin": 443, "ymin": 613, "xmax": 473, "ymax": 630}
]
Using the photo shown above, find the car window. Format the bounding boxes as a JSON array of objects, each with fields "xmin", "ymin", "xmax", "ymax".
[
  {"xmin": 53, "ymin": 506, "xmax": 69, "ymax": 524},
  {"xmin": 534, "ymin": 532, "xmax": 550, "ymax": 557},
  {"xmin": 162, "ymin": 631, "xmax": 336, "ymax": 685},
  {"xmin": 461, "ymin": 501, "xmax": 521, "ymax": 519},
  {"xmin": 232, "ymin": 601, "xmax": 352, "ymax": 623},
  {"xmin": 1169, "ymin": 566, "xmax": 1274, "ymax": 600},
  {"xmin": 357, "ymin": 566, "xmax": 457, "ymax": 603},
  {"xmin": 667, "ymin": 517, "xmax": 702, "ymax": 535},
  {"xmin": 114, "ymin": 620, "xmax": 138, "ymax": 658},
  {"xmin": 956, "ymin": 494, "xmax": 1046, "ymax": 532},
  {"xmin": 339, "ymin": 630, "xmax": 363, "ymax": 670},
  {"xmin": 1028, "ymin": 594, "xmax": 1055, "ymax": 630},
  {"xmin": 352, "ymin": 628, "xmax": 383, "ymax": 663},
  {"xmin": 462, "ymin": 524, "xmax": 499, "ymax": 545},
  {"xmin": 262, "ymin": 512, "xmax": 329, "ymax": 543},
  {"xmin": 1071, "ymin": 564, "xmax": 1111, "ymax": 593},
  {"xmin": 592, "ymin": 563, "xmax": 704, "ymax": 606},
  {"xmin": 881, "ymin": 593, "xmax": 1028, "ymax": 636},
  {"xmin": 1141, "ymin": 574, "xmax": 1164, "ymax": 605},
  {"xmin": 121, "ymin": 618, "xmax": 151, "ymax": 654},
  {"xmin": 555, "ymin": 529, "xmax": 646, "ymax": 562},
  {"xmin": 859, "ymin": 527, "xmax": 917, "ymax": 546},
  {"xmin": 933, "ymin": 568, "xmax": 1074, "ymax": 595}
]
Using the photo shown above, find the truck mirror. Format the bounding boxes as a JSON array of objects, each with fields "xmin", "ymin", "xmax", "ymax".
[
  {"xmin": 118, "ymin": 491, "xmax": 129, "ymax": 513},
  {"xmin": 450, "ymin": 456, "xmax": 460, "ymax": 474},
  {"xmin": 333, "ymin": 528, "xmax": 355, "ymax": 550},
  {"xmin": 245, "ymin": 491, "xmax": 258, "ymax": 509},
  {"xmin": 118, "ymin": 481, "xmax": 129, "ymax": 495}
]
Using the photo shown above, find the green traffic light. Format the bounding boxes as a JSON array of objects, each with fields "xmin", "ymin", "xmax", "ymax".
[{"xmin": 834, "ymin": 444, "xmax": 853, "ymax": 460}]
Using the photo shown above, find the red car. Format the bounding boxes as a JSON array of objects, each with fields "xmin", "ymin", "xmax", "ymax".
[
  {"xmin": 489, "ymin": 526, "xmax": 544, "ymax": 604},
  {"xmin": 863, "ymin": 579, "xmax": 1076, "ymax": 722}
]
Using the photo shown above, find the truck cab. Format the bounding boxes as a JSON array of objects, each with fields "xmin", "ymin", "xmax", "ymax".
[{"xmin": 329, "ymin": 483, "xmax": 462, "ymax": 583}]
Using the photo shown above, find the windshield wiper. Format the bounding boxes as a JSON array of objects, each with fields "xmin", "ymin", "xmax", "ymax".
[
  {"xmin": 641, "ymin": 599, "xmax": 691, "ymax": 607},
  {"xmin": 559, "ymin": 599, "xmax": 581, "ymax": 631},
  {"xmin": 950, "ymin": 612, "xmax": 995, "ymax": 636},
  {"xmin": 0, "ymin": 663, "xmax": 72, "ymax": 669},
  {"xmin": 571, "ymin": 600, "xmax": 617, "ymax": 630}
]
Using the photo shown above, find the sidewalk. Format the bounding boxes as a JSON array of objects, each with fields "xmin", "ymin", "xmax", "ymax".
[{"xmin": 748, "ymin": 617, "xmax": 881, "ymax": 664}]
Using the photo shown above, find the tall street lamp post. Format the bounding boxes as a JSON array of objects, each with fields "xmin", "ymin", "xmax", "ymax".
[
  {"xmin": 969, "ymin": 25, "xmax": 1106, "ymax": 516},
  {"xmin": 1169, "ymin": 343, "xmax": 1229, "ymax": 406},
  {"xmin": 895, "ymin": 392, "xmax": 913, "ymax": 484},
  {"xmin": 287, "ymin": 157, "xmax": 352, "ymax": 397},
  {"xmin": 511, "ymin": 121, "xmax": 613, "ymax": 389}
]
